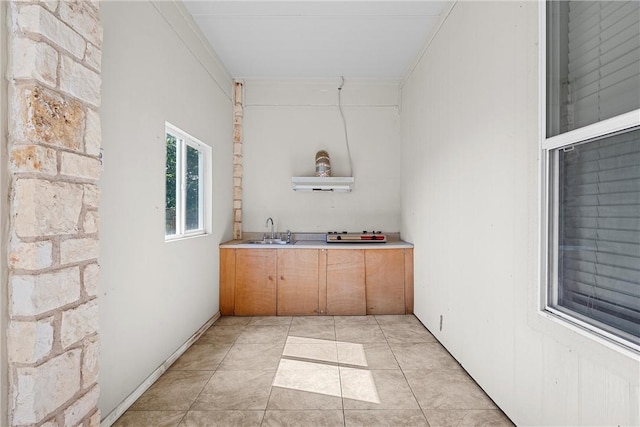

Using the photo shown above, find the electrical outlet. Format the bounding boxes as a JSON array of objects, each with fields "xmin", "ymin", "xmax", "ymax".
[{"xmin": 439, "ymin": 315, "xmax": 443, "ymax": 331}]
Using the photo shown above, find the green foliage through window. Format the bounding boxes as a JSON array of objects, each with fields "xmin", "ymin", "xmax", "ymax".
[
  {"xmin": 185, "ymin": 145, "xmax": 200, "ymax": 231},
  {"xmin": 166, "ymin": 134, "xmax": 177, "ymax": 235}
]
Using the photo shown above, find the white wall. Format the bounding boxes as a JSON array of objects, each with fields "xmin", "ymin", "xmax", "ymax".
[
  {"xmin": 400, "ymin": 2, "xmax": 639, "ymax": 426},
  {"xmin": 99, "ymin": 1, "xmax": 233, "ymax": 417},
  {"xmin": 242, "ymin": 79, "xmax": 401, "ymax": 234}
]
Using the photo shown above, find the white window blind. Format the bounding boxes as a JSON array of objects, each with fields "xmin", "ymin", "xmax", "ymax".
[
  {"xmin": 566, "ymin": 1, "xmax": 640, "ymax": 131},
  {"xmin": 556, "ymin": 128, "xmax": 640, "ymax": 343}
]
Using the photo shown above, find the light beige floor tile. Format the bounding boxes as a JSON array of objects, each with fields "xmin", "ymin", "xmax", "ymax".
[
  {"xmin": 424, "ymin": 409, "xmax": 514, "ymax": 426},
  {"xmin": 336, "ymin": 341, "xmax": 368, "ymax": 367},
  {"xmin": 197, "ymin": 325, "xmax": 245, "ymax": 345},
  {"xmin": 338, "ymin": 342, "xmax": 399, "ymax": 370},
  {"xmin": 129, "ymin": 371, "xmax": 213, "ymax": 411},
  {"xmin": 192, "ymin": 370, "xmax": 275, "ymax": 410},
  {"xmin": 213, "ymin": 316, "xmax": 252, "ymax": 326},
  {"xmin": 341, "ymin": 367, "xmax": 379, "ymax": 406},
  {"xmin": 380, "ymin": 322, "xmax": 437, "ymax": 344},
  {"xmin": 374, "ymin": 314, "xmax": 423, "ymax": 325},
  {"xmin": 335, "ymin": 323, "xmax": 386, "ymax": 344},
  {"xmin": 267, "ymin": 387, "xmax": 343, "ymax": 410},
  {"xmin": 334, "ymin": 315, "xmax": 379, "ymax": 326},
  {"xmin": 390, "ymin": 343, "xmax": 459, "ymax": 370},
  {"xmin": 113, "ymin": 410, "xmax": 186, "ymax": 427},
  {"xmin": 291, "ymin": 316, "xmax": 336, "ymax": 327},
  {"xmin": 289, "ymin": 323, "xmax": 336, "ymax": 340},
  {"xmin": 236, "ymin": 325, "xmax": 290, "ymax": 344},
  {"xmin": 341, "ymin": 368, "xmax": 420, "ymax": 410},
  {"xmin": 272, "ymin": 358, "xmax": 341, "ymax": 397},
  {"xmin": 282, "ymin": 342, "xmax": 338, "ymax": 363},
  {"xmin": 248, "ymin": 316, "xmax": 292, "ymax": 326},
  {"xmin": 344, "ymin": 409, "xmax": 429, "ymax": 426},
  {"xmin": 283, "ymin": 336, "xmax": 338, "ymax": 363},
  {"xmin": 262, "ymin": 410, "xmax": 344, "ymax": 427},
  {"xmin": 170, "ymin": 343, "xmax": 231, "ymax": 371},
  {"xmin": 217, "ymin": 343, "xmax": 283, "ymax": 371},
  {"xmin": 285, "ymin": 335, "xmax": 325, "ymax": 344},
  {"xmin": 178, "ymin": 410, "xmax": 264, "ymax": 427},
  {"xmin": 405, "ymin": 369, "xmax": 497, "ymax": 410}
]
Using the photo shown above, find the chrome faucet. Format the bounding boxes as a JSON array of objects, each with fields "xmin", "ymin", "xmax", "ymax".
[{"xmin": 265, "ymin": 217, "xmax": 275, "ymax": 239}]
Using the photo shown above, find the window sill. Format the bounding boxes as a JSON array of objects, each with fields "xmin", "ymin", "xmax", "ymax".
[
  {"xmin": 165, "ymin": 231, "xmax": 208, "ymax": 243},
  {"xmin": 537, "ymin": 309, "xmax": 639, "ymax": 358}
]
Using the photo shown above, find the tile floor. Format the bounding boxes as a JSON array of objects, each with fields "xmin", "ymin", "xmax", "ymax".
[{"xmin": 114, "ymin": 315, "xmax": 514, "ymax": 427}]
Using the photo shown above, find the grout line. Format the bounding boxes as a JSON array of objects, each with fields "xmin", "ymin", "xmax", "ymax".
[
  {"xmin": 170, "ymin": 317, "xmax": 249, "ymax": 421},
  {"xmin": 263, "ymin": 316, "xmax": 289, "ymax": 421},
  {"xmin": 335, "ymin": 316, "xmax": 346, "ymax": 426},
  {"xmin": 180, "ymin": 319, "xmax": 245, "ymax": 418},
  {"xmin": 377, "ymin": 315, "xmax": 432, "ymax": 425}
]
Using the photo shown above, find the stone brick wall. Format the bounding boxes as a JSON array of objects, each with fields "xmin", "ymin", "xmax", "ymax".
[
  {"xmin": 233, "ymin": 81, "xmax": 243, "ymax": 240},
  {"xmin": 6, "ymin": 1, "xmax": 102, "ymax": 425}
]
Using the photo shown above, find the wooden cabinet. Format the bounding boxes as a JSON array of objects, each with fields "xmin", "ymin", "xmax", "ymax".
[
  {"xmin": 365, "ymin": 249, "xmax": 405, "ymax": 315},
  {"xmin": 326, "ymin": 249, "xmax": 366, "ymax": 315},
  {"xmin": 277, "ymin": 249, "xmax": 319, "ymax": 315},
  {"xmin": 219, "ymin": 246, "xmax": 414, "ymax": 316},
  {"xmin": 219, "ymin": 248, "xmax": 236, "ymax": 316},
  {"xmin": 234, "ymin": 249, "xmax": 277, "ymax": 315}
]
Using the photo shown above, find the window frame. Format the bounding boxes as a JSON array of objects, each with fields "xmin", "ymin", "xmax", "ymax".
[
  {"xmin": 165, "ymin": 122, "xmax": 212, "ymax": 241},
  {"xmin": 539, "ymin": 2, "xmax": 640, "ymax": 353}
]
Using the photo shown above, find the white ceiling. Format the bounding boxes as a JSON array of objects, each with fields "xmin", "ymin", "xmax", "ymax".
[{"xmin": 182, "ymin": 1, "xmax": 449, "ymax": 79}]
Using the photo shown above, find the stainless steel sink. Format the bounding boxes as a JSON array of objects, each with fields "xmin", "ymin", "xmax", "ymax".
[{"xmin": 246, "ymin": 238, "xmax": 290, "ymax": 245}]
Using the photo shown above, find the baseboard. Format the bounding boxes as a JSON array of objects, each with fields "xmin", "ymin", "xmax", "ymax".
[{"xmin": 100, "ymin": 312, "xmax": 221, "ymax": 427}]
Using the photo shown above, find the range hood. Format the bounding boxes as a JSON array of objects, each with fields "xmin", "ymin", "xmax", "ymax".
[{"xmin": 292, "ymin": 176, "xmax": 354, "ymax": 192}]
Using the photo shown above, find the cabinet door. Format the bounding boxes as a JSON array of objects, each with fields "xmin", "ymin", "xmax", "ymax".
[
  {"xmin": 365, "ymin": 249, "xmax": 405, "ymax": 315},
  {"xmin": 277, "ymin": 249, "xmax": 319, "ymax": 315},
  {"xmin": 326, "ymin": 249, "xmax": 366, "ymax": 315},
  {"xmin": 235, "ymin": 249, "xmax": 277, "ymax": 315},
  {"xmin": 219, "ymin": 248, "xmax": 236, "ymax": 316}
]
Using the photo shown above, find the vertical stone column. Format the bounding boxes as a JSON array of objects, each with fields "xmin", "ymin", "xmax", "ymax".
[
  {"xmin": 6, "ymin": 1, "xmax": 102, "ymax": 425},
  {"xmin": 232, "ymin": 81, "xmax": 244, "ymax": 240}
]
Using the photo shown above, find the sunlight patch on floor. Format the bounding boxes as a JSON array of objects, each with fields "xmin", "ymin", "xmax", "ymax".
[
  {"xmin": 272, "ymin": 336, "xmax": 380, "ymax": 404},
  {"xmin": 272, "ymin": 358, "xmax": 341, "ymax": 396},
  {"xmin": 340, "ymin": 366, "xmax": 380, "ymax": 404}
]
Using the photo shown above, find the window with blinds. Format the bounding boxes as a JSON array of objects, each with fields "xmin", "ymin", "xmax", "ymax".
[
  {"xmin": 545, "ymin": 0, "xmax": 640, "ymax": 349},
  {"xmin": 555, "ymin": 129, "xmax": 639, "ymax": 344}
]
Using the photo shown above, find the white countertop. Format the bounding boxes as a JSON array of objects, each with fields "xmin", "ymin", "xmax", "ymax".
[{"xmin": 220, "ymin": 238, "xmax": 413, "ymax": 249}]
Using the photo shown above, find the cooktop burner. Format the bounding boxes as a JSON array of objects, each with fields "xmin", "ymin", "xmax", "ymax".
[{"xmin": 326, "ymin": 231, "xmax": 387, "ymax": 243}]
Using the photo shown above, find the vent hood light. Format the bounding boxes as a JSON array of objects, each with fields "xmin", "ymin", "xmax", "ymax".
[{"xmin": 292, "ymin": 176, "xmax": 354, "ymax": 192}]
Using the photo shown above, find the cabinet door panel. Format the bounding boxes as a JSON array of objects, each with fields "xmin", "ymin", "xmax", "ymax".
[
  {"xmin": 220, "ymin": 248, "xmax": 236, "ymax": 316},
  {"xmin": 277, "ymin": 249, "xmax": 319, "ymax": 315},
  {"xmin": 365, "ymin": 249, "xmax": 405, "ymax": 315},
  {"xmin": 235, "ymin": 249, "xmax": 277, "ymax": 315},
  {"xmin": 318, "ymin": 250, "xmax": 327, "ymax": 315},
  {"xmin": 326, "ymin": 249, "xmax": 366, "ymax": 315}
]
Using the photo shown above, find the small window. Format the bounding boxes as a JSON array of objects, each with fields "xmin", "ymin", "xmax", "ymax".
[
  {"xmin": 543, "ymin": 1, "xmax": 640, "ymax": 350},
  {"xmin": 165, "ymin": 123, "xmax": 210, "ymax": 240}
]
